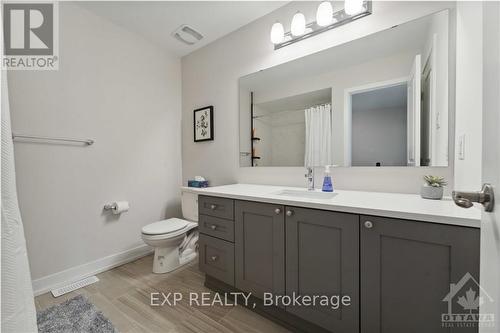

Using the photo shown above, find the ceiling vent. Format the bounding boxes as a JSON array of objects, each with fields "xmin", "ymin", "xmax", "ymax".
[{"xmin": 172, "ymin": 25, "xmax": 203, "ymax": 46}]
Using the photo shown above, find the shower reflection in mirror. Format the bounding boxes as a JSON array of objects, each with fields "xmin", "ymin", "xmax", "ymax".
[{"xmin": 239, "ymin": 9, "xmax": 451, "ymax": 168}]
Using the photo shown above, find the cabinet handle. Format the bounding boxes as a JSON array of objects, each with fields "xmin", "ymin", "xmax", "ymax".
[
  {"xmin": 211, "ymin": 255, "xmax": 218, "ymax": 261},
  {"xmin": 210, "ymin": 204, "xmax": 217, "ymax": 210},
  {"xmin": 210, "ymin": 225, "xmax": 217, "ymax": 230},
  {"xmin": 364, "ymin": 221, "xmax": 373, "ymax": 229},
  {"xmin": 286, "ymin": 210, "xmax": 294, "ymax": 217},
  {"xmin": 274, "ymin": 208, "xmax": 281, "ymax": 215}
]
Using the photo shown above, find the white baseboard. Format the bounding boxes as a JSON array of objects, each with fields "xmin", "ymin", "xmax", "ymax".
[{"xmin": 32, "ymin": 244, "xmax": 153, "ymax": 296}]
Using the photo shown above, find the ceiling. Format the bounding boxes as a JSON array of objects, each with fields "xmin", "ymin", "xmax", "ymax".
[
  {"xmin": 352, "ymin": 84, "xmax": 407, "ymax": 112},
  {"xmin": 77, "ymin": 1, "xmax": 287, "ymax": 57},
  {"xmin": 256, "ymin": 88, "xmax": 331, "ymax": 114}
]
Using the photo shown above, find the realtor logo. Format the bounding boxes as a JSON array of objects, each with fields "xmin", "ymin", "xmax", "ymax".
[
  {"xmin": 2, "ymin": 2, "xmax": 59, "ymax": 69},
  {"xmin": 441, "ymin": 272, "xmax": 495, "ymax": 328}
]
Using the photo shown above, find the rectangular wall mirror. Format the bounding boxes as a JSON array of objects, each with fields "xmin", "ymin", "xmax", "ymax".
[{"xmin": 239, "ymin": 9, "xmax": 453, "ymax": 168}]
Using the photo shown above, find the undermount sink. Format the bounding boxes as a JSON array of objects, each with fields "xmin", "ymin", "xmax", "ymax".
[{"xmin": 274, "ymin": 189, "xmax": 338, "ymax": 200}]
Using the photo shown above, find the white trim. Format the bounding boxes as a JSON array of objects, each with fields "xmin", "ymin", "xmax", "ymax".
[
  {"xmin": 343, "ymin": 92, "xmax": 353, "ymax": 167},
  {"xmin": 422, "ymin": 42, "xmax": 437, "ymax": 166},
  {"xmin": 32, "ymin": 244, "xmax": 152, "ymax": 296},
  {"xmin": 343, "ymin": 77, "xmax": 408, "ymax": 167},
  {"xmin": 344, "ymin": 77, "xmax": 409, "ymax": 96}
]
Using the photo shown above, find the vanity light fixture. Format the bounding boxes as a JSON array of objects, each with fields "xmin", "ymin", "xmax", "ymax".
[
  {"xmin": 271, "ymin": 0, "xmax": 372, "ymax": 50},
  {"xmin": 345, "ymin": 0, "xmax": 365, "ymax": 15},
  {"xmin": 291, "ymin": 11, "xmax": 306, "ymax": 36},
  {"xmin": 270, "ymin": 22, "xmax": 285, "ymax": 44},
  {"xmin": 316, "ymin": 1, "xmax": 334, "ymax": 27}
]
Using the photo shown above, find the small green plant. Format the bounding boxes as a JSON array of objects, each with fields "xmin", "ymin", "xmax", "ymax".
[{"xmin": 424, "ymin": 175, "xmax": 447, "ymax": 188}]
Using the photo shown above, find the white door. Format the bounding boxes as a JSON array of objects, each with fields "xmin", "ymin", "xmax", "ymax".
[
  {"xmin": 407, "ymin": 54, "xmax": 421, "ymax": 166},
  {"xmin": 479, "ymin": 3, "xmax": 500, "ymax": 332}
]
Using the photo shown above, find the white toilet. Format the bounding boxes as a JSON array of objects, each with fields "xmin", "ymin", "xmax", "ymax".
[{"xmin": 141, "ymin": 190, "xmax": 198, "ymax": 273}]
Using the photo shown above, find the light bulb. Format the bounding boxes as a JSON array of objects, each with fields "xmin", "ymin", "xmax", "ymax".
[
  {"xmin": 270, "ymin": 22, "xmax": 284, "ymax": 44},
  {"xmin": 316, "ymin": 2, "xmax": 333, "ymax": 27},
  {"xmin": 344, "ymin": 0, "xmax": 364, "ymax": 16},
  {"xmin": 291, "ymin": 11, "xmax": 306, "ymax": 36}
]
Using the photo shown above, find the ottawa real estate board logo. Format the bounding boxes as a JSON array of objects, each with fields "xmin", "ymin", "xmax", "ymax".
[
  {"xmin": 442, "ymin": 272, "xmax": 495, "ymax": 329},
  {"xmin": 2, "ymin": 2, "xmax": 59, "ymax": 70}
]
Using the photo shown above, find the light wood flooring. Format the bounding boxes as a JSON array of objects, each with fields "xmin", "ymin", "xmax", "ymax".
[{"xmin": 35, "ymin": 255, "xmax": 290, "ymax": 333}]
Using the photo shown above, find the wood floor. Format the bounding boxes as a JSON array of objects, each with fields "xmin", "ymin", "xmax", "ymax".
[{"xmin": 35, "ymin": 255, "xmax": 290, "ymax": 333}]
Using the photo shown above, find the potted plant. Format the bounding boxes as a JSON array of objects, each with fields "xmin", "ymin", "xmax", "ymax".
[{"xmin": 421, "ymin": 175, "xmax": 447, "ymax": 200}]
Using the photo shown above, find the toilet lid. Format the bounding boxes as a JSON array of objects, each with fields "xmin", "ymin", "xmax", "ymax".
[{"xmin": 141, "ymin": 218, "xmax": 189, "ymax": 235}]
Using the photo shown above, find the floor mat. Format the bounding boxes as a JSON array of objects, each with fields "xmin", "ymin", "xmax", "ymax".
[{"xmin": 37, "ymin": 295, "xmax": 117, "ymax": 333}]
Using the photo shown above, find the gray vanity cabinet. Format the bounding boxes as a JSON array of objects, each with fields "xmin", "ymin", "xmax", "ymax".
[
  {"xmin": 360, "ymin": 215, "xmax": 480, "ymax": 333},
  {"xmin": 234, "ymin": 201, "xmax": 285, "ymax": 299},
  {"xmin": 200, "ymin": 195, "xmax": 480, "ymax": 333},
  {"xmin": 285, "ymin": 207, "xmax": 359, "ymax": 333}
]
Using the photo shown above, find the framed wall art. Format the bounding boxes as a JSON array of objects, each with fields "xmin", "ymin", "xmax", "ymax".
[{"xmin": 193, "ymin": 106, "xmax": 214, "ymax": 142}]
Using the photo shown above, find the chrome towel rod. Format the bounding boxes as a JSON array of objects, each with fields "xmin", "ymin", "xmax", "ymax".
[{"xmin": 12, "ymin": 134, "xmax": 94, "ymax": 146}]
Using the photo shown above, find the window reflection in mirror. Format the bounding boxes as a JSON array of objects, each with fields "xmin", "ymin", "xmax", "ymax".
[{"xmin": 239, "ymin": 9, "xmax": 452, "ymax": 168}]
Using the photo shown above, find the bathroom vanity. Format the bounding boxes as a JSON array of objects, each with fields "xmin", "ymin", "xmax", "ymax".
[{"xmin": 189, "ymin": 184, "xmax": 481, "ymax": 333}]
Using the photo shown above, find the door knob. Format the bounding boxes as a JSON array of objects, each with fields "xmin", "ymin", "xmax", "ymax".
[
  {"xmin": 210, "ymin": 225, "xmax": 217, "ymax": 230},
  {"xmin": 286, "ymin": 210, "xmax": 294, "ymax": 217},
  {"xmin": 210, "ymin": 204, "xmax": 217, "ymax": 210},
  {"xmin": 275, "ymin": 208, "xmax": 281, "ymax": 215},
  {"xmin": 211, "ymin": 255, "xmax": 218, "ymax": 261},
  {"xmin": 364, "ymin": 221, "xmax": 373, "ymax": 229},
  {"xmin": 452, "ymin": 183, "xmax": 495, "ymax": 212}
]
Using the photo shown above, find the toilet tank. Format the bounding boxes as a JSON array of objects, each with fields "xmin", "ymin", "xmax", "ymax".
[{"xmin": 181, "ymin": 190, "xmax": 198, "ymax": 222}]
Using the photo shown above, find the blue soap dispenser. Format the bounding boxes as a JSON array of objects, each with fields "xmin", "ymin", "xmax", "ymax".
[{"xmin": 322, "ymin": 165, "xmax": 334, "ymax": 192}]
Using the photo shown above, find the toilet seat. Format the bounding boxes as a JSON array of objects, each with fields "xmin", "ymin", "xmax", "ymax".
[
  {"xmin": 142, "ymin": 218, "xmax": 190, "ymax": 235},
  {"xmin": 141, "ymin": 218, "xmax": 197, "ymax": 240}
]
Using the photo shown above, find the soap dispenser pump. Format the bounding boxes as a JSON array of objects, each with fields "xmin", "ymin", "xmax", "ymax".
[{"xmin": 322, "ymin": 165, "xmax": 334, "ymax": 192}]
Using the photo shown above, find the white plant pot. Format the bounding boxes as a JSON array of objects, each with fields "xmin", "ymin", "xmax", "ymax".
[{"xmin": 420, "ymin": 185, "xmax": 444, "ymax": 200}]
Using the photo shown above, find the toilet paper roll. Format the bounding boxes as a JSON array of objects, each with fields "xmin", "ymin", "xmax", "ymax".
[{"xmin": 112, "ymin": 201, "xmax": 129, "ymax": 214}]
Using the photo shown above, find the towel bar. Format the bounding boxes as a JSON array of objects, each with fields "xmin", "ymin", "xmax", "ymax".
[{"xmin": 12, "ymin": 134, "xmax": 94, "ymax": 145}]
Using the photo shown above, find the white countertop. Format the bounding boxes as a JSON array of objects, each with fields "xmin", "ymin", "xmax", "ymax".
[{"xmin": 182, "ymin": 184, "xmax": 481, "ymax": 228}]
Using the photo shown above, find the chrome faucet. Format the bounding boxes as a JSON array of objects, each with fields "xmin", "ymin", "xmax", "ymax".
[{"xmin": 305, "ymin": 167, "xmax": 315, "ymax": 191}]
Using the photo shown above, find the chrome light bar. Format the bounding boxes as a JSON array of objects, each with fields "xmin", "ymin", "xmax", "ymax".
[{"xmin": 274, "ymin": 1, "xmax": 372, "ymax": 50}]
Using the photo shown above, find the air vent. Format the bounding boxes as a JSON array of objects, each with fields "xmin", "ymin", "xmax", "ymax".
[
  {"xmin": 172, "ymin": 24, "xmax": 203, "ymax": 45},
  {"xmin": 51, "ymin": 276, "xmax": 99, "ymax": 297}
]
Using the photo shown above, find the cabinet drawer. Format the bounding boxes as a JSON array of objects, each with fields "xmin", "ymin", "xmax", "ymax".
[
  {"xmin": 199, "ymin": 196, "xmax": 234, "ymax": 220},
  {"xmin": 199, "ymin": 215, "xmax": 234, "ymax": 242},
  {"xmin": 199, "ymin": 234, "xmax": 235, "ymax": 286}
]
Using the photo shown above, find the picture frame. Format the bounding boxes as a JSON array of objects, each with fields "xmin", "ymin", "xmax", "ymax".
[{"xmin": 193, "ymin": 106, "xmax": 214, "ymax": 142}]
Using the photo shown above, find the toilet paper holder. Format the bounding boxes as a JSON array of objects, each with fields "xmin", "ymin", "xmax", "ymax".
[
  {"xmin": 103, "ymin": 203, "xmax": 117, "ymax": 211},
  {"xmin": 103, "ymin": 201, "xmax": 130, "ymax": 214}
]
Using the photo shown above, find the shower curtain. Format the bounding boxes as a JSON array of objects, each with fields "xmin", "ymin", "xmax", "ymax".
[
  {"xmin": 304, "ymin": 103, "xmax": 333, "ymax": 167},
  {"xmin": 1, "ymin": 73, "xmax": 38, "ymax": 332}
]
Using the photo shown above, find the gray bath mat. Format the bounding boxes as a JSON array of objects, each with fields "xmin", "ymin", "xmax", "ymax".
[{"xmin": 37, "ymin": 295, "xmax": 117, "ymax": 333}]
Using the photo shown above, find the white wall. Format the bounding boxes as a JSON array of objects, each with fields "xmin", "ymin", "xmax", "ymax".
[
  {"xmin": 271, "ymin": 118, "xmax": 305, "ymax": 167},
  {"xmin": 454, "ymin": 2, "xmax": 483, "ymax": 191},
  {"xmin": 8, "ymin": 3, "xmax": 182, "ymax": 293},
  {"xmin": 253, "ymin": 108, "xmax": 305, "ymax": 167},
  {"xmin": 352, "ymin": 107, "xmax": 407, "ymax": 167},
  {"xmin": 182, "ymin": 1, "xmax": 457, "ymax": 194}
]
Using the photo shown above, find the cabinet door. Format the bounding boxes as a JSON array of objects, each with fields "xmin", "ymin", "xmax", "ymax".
[
  {"xmin": 235, "ymin": 200, "xmax": 285, "ymax": 299},
  {"xmin": 198, "ymin": 234, "xmax": 235, "ymax": 286},
  {"xmin": 361, "ymin": 215, "xmax": 480, "ymax": 333},
  {"xmin": 286, "ymin": 207, "xmax": 359, "ymax": 332}
]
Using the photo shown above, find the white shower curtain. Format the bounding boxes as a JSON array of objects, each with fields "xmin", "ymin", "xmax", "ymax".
[
  {"xmin": 304, "ymin": 104, "xmax": 333, "ymax": 167},
  {"xmin": 1, "ymin": 73, "xmax": 38, "ymax": 332}
]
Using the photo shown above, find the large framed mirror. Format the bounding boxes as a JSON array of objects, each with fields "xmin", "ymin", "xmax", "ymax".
[{"xmin": 239, "ymin": 9, "xmax": 453, "ymax": 168}]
